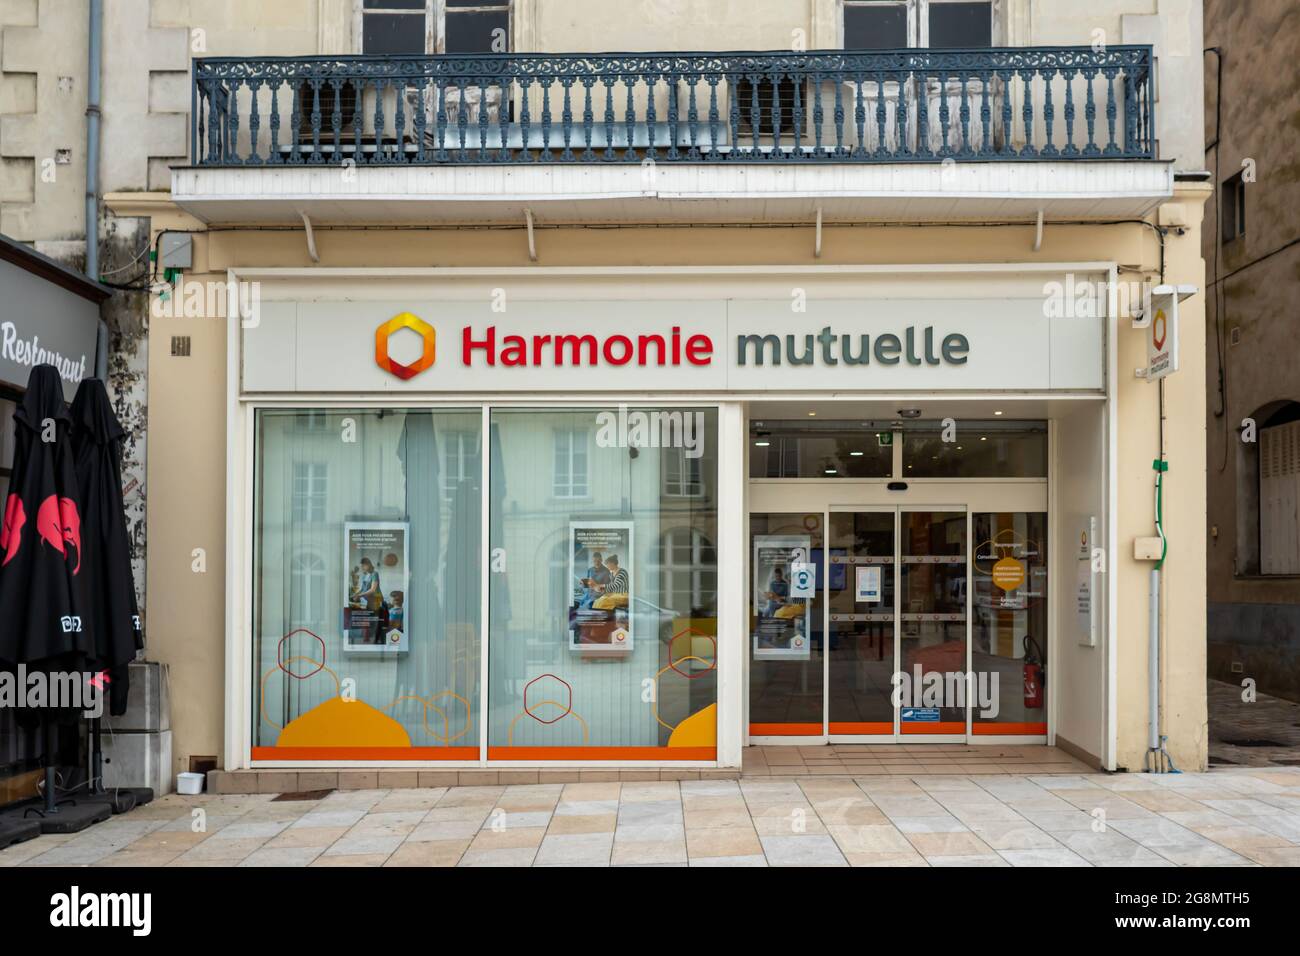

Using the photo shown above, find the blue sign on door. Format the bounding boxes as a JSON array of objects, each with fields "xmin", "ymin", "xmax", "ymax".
[{"xmin": 900, "ymin": 707, "xmax": 940, "ymax": 722}]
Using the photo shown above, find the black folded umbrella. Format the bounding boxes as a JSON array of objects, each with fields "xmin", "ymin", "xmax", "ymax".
[
  {"xmin": 0, "ymin": 365, "xmax": 91, "ymax": 672},
  {"xmin": 0, "ymin": 365, "xmax": 106, "ymax": 830},
  {"xmin": 71, "ymin": 378, "xmax": 142, "ymax": 715}
]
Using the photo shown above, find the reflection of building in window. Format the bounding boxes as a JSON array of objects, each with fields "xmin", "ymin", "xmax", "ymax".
[
  {"xmin": 291, "ymin": 462, "xmax": 328, "ymax": 522},
  {"xmin": 441, "ymin": 429, "xmax": 480, "ymax": 499},
  {"xmin": 553, "ymin": 428, "xmax": 589, "ymax": 499},
  {"xmin": 663, "ymin": 447, "xmax": 705, "ymax": 497},
  {"xmin": 658, "ymin": 528, "xmax": 717, "ymax": 614},
  {"xmin": 291, "ymin": 552, "xmax": 328, "ymax": 626}
]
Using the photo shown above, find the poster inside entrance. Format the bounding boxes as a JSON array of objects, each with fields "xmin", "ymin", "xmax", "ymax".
[
  {"xmin": 752, "ymin": 534, "xmax": 812, "ymax": 660},
  {"xmin": 343, "ymin": 521, "xmax": 410, "ymax": 653},
  {"xmin": 568, "ymin": 521, "xmax": 634, "ymax": 653}
]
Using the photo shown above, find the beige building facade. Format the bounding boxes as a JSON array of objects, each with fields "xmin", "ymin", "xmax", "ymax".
[{"xmin": 61, "ymin": 0, "xmax": 1212, "ymax": 781}]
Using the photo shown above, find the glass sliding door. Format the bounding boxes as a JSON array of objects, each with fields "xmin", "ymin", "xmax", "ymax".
[
  {"xmin": 827, "ymin": 509, "xmax": 896, "ymax": 736},
  {"xmin": 748, "ymin": 513, "xmax": 824, "ymax": 736},
  {"xmin": 972, "ymin": 511, "xmax": 1049, "ymax": 735},
  {"xmin": 897, "ymin": 510, "xmax": 969, "ymax": 737}
]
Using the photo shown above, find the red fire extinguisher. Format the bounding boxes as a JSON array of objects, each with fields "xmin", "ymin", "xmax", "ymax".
[{"xmin": 1023, "ymin": 635, "xmax": 1046, "ymax": 710}]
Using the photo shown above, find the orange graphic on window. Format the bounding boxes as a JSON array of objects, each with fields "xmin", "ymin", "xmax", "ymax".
[{"xmin": 375, "ymin": 312, "xmax": 436, "ymax": 380}]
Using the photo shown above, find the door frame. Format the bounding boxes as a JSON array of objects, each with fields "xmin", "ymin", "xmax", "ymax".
[
  {"xmin": 747, "ymin": 481, "xmax": 1048, "ymax": 746},
  {"xmin": 825, "ymin": 504, "xmax": 970, "ymax": 744}
]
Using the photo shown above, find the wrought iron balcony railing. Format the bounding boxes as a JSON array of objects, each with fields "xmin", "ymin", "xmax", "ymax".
[{"xmin": 191, "ymin": 47, "xmax": 1155, "ymax": 167}]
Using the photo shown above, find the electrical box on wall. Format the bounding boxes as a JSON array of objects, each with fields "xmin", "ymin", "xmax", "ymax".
[
  {"xmin": 1134, "ymin": 536, "xmax": 1164, "ymax": 561},
  {"xmin": 159, "ymin": 233, "xmax": 193, "ymax": 270}
]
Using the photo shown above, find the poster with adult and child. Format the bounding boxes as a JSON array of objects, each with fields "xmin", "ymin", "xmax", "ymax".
[
  {"xmin": 343, "ymin": 521, "xmax": 410, "ymax": 653},
  {"xmin": 752, "ymin": 534, "xmax": 812, "ymax": 660},
  {"xmin": 568, "ymin": 521, "xmax": 634, "ymax": 653}
]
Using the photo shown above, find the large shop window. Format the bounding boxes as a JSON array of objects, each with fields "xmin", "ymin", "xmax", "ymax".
[
  {"xmin": 252, "ymin": 405, "xmax": 719, "ymax": 761},
  {"xmin": 487, "ymin": 408, "xmax": 719, "ymax": 760},
  {"xmin": 253, "ymin": 408, "xmax": 483, "ymax": 759}
]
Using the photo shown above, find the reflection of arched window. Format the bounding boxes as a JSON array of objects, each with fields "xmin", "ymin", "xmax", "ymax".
[
  {"xmin": 657, "ymin": 528, "xmax": 716, "ymax": 615},
  {"xmin": 1238, "ymin": 401, "xmax": 1300, "ymax": 575},
  {"xmin": 291, "ymin": 552, "xmax": 328, "ymax": 626}
]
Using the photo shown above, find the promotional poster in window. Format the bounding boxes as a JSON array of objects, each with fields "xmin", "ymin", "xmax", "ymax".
[
  {"xmin": 569, "ymin": 521, "xmax": 634, "ymax": 654},
  {"xmin": 343, "ymin": 521, "xmax": 410, "ymax": 653},
  {"xmin": 752, "ymin": 534, "xmax": 812, "ymax": 660}
]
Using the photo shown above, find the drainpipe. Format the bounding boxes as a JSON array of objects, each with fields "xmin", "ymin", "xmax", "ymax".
[{"xmin": 86, "ymin": 0, "xmax": 109, "ymax": 380}]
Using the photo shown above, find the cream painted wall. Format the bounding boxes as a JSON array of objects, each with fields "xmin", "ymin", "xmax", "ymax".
[
  {"xmin": 131, "ymin": 211, "xmax": 1209, "ymax": 771},
  {"xmin": 1112, "ymin": 182, "xmax": 1211, "ymax": 772},
  {"xmin": 1052, "ymin": 401, "xmax": 1108, "ymax": 765}
]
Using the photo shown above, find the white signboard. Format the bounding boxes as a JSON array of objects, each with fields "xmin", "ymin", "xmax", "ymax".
[{"xmin": 243, "ymin": 289, "xmax": 1106, "ymax": 394}]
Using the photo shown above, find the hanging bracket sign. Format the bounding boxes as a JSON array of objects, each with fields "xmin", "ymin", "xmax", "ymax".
[{"xmin": 1135, "ymin": 284, "xmax": 1196, "ymax": 382}]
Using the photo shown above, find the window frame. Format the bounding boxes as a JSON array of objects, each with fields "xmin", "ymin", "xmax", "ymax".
[
  {"xmin": 1222, "ymin": 169, "xmax": 1246, "ymax": 244},
  {"xmin": 841, "ymin": 0, "xmax": 999, "ymax": 50},
  {"xmin": 354, "ymin": 0, "xmax": 513, "ymax": 55}
]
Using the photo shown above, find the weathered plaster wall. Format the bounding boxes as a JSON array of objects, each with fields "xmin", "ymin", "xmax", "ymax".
[{"xmin": 1203, "ymin": 0, "xmax": 1300, "ymax": 701}]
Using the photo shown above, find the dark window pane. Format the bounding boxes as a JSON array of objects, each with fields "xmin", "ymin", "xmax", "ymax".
[
  {"xmin": 448, "ymin": 0, "xmax": 508, "ymax": 6},
  {"xmin": 364, "ymin": 0, "xmax": 423, "ymax": 9},
  {"xmin": 363, "ymin": 13, "xmax": 425, "ymax": 54},
  {"xmin": 845, "ymin": 5, "xmax": 908, "ymax": 50},
  {"xmin": 903, "ymin": 422, "xmax": 1047, "ymax": 478},
  {"xmin": 749, "ymin": 420, "xmax": 894, "ymax": 479},
  {"xmin": 446, "ymin": 10, "xmax": 509, "ymax": 53},
  {"xmin": 928, "ymin": 1, "xmax": 993, "ymax": 49}
]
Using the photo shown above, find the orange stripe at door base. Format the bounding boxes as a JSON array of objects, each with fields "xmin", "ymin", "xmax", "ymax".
[
  {"xmin": 972, "ymin": 722, "xmax": 1048, "ymax": 736},
  {"xmin": 748, "ymin": 723, "xmax": 823, "ymax": 736},
  {"xmin": 828, "ymin": 722, "xmax": 894, "ymax": 735},
  {"xmin": 251, "ymin": 746, "xmax": 480, "ymax": 761},
  {"xmin": 487, "ymin": 747, "xmax": 715, "ymax": 761},
  {"xmin": 899, "ymin": 721, "xmax": 967, "ymax": 735}
]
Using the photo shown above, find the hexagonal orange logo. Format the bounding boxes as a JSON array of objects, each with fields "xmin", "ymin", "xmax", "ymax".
[{"xmin": 375, "ymin": 312, "xmax": 436, "ymax": 380}]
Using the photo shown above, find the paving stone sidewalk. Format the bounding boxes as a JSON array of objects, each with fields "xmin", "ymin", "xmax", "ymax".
[{"xmin": 3, "ymin": 767, "xmax": 1299, "ymax": 867}]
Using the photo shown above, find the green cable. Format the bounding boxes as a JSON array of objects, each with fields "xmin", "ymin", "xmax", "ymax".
[{"xmin": 1152, "ymin": 458, "xmax": 1169, "ymax": 569}]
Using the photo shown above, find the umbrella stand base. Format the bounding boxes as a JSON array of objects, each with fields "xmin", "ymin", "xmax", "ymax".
[
  {"xmin": 0, "ymin": 817, "xmax": 41, "ymax": 850},
  {"xmin": 18, "ymin": 800, "xmax": 110, "ymax": 834},
  {"xmin": 87, "ymin": 785, "xmax": 155, "ymax": 807},
  {"xmin": 73, "ymin": 789, "xmax": 137, "ymax": 815}
]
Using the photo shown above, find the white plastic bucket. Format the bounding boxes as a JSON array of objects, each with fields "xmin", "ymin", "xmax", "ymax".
[{"xmin": 176, "ymin": 771, "xmax": 205, "ymax": 795}]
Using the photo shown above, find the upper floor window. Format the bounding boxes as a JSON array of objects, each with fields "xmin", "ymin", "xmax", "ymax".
[
  {"xmin": 1222, "ymin": 170, "xmax": 1246, "ymax": 244},
  {"xmin": 843, "ymin": 0, "xmax": 994, "ymax": 50},
  {"xmin": 359, "ymin": 0, "xmax": 511, "ymax": 55}
]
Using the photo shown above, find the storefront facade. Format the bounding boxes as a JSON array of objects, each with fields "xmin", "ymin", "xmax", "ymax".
[
  {"xmin": 128, "ymin": 236, "xmax": 1206, "ymax": 777},
  {"xmin": 100, "ymin": 0, "xmax": 1213, "ymax": 781}
]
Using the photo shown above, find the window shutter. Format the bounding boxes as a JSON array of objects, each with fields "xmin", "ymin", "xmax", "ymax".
[{"xmin": 1261, "ymin": 420, "xmax": 1300, "ymax": 574}]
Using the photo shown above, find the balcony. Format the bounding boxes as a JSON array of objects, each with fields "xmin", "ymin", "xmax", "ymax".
[{"xmin": 175, "ymin": 47, "xmax": 1170, "ymax": 225}]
